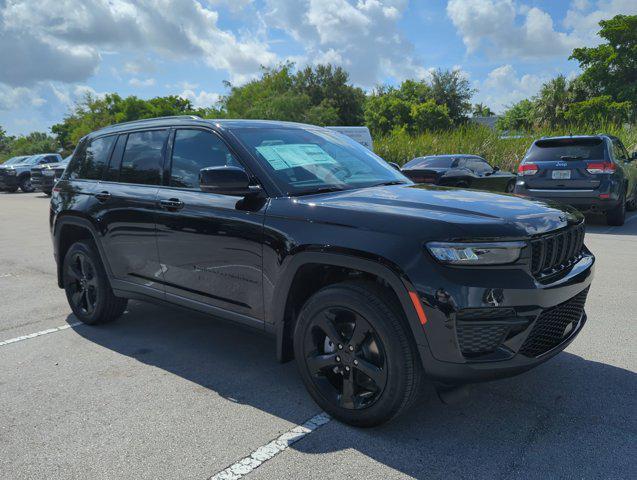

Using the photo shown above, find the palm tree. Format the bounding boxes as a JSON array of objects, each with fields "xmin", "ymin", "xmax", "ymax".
[
  {"xmin": 534, "ymin": 75, "xmax": 571, "ymax": 127},
  {"xmin": 472, "ymin": 103, "xmax": 494, "ymax": 117}
]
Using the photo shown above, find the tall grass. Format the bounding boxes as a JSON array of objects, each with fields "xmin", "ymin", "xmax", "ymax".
[{"xmin": 375, "ymin": 123, "xmax": 637, "ymax": 172}]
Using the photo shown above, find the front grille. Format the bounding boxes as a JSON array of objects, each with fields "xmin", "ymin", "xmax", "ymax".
[
  {"xmin": 31, "ymin": 169, "xmax": 43, "ymax": 178},
  {"xmin": 519, "ymin": 288, "xmax": 589, "ymax": 357},
  {"xmin": 530, "ymin": 223, "xmax": 585, "ymax": 278},
  {"xmin": 457, "ymin": 322, "xmax": 510, "ymax": 355}
]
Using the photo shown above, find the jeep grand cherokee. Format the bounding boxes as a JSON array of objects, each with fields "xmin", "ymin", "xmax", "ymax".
[{"xmin": 50, "ymin": 116, "xmax": 595, "ymax": 427}]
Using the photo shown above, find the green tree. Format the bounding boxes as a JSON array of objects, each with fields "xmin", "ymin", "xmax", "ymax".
[
  {"xmin": 565, "ymin": 95, "xmax": 632, "ymax": 124},
  {"xmin": 570, "ymin": 14, "xmax": 637, "ymax": 114},
  {"xmin": 1, "ymin": 126, "xmax": 14, "ymax": 160},
  {"xmin": 472, "ymin": 103, "xmax": 494, "ymax": 117},
  {"xmin": 430, "ymin": 69, "xmax": 475, "ymax": 124},
  {"xmin": 5, "ymin": 132, "xmax": 58, "ymax": 157},
  {"xmin": 534, "ymin": 75, "xmax": 571, "ymax": 127},
  {"xmin": 496, "ymin": 99, "xmax": 535, "ymax": 132},
  {"xmin": 410, "ymin": 100, "xmax": 452, "ymax": 132}
]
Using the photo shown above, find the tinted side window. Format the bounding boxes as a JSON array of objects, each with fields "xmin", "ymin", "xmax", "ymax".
[
  {"xmin": 170, "ymin": 129, "xmax": 239, "ymax": 189},
  {"xmin": 119, "ymin": 130, "xmax": 168, "ymax": 185},
  {"xmin": 76, "ymin": 136, "xmax": 116, "ymax": 180},
  {"xmin": 612, "ymin": 139, "xmax": 628, "ymax": 161},
  {"xmin": 64, "ymin": 140, "xmax": 88, "ymax": 180},
  {"xmin": 469, "ymin": 158, "xmax": 492, "ymax": 174}
]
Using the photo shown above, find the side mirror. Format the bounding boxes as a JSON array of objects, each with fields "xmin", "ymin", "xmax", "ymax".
[
  {"xmin": 493, "ymin": 166, "xmax": 500, "ymax": 172},
  {"xmin": 631, "ymin": 151, "xmax": 637, "ymax": 160},
  {"xmin": 388, "ymin": 162, "xmax": 401, "ymax": 171},
  {"xmin": 199, "ymin": 166, "xmax": 260, "ymax": 196}
]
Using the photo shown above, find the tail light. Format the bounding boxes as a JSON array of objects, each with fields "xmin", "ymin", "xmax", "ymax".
[
  {"xmin": 518, "ymin": 163, "xmax": 538, "ymax": 176},
  {"xmin": 586, "ymin": 162, "xmax": 616, "ymax": 174}
]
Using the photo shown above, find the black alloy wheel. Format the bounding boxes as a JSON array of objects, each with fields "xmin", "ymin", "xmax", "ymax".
[
  {"xmin": 304, "ymin": 307, "xmax": 388, "ymax": 410},
  {"xmin": 505, "ymin": 181, "xmax": 515, "ymax": 193},
  {"xmin": 19, "ymin": 177, "xmax": 35, "ymax": 193},
  {"xmin": 294, "ymin": 281, "xmax": 423, "ymax": 427},
  {"xmin": 63, "ymin": 240, "xmax": 127, "ymax": 324},
  {"xmin": 66, "ymin": 251, "xmax": 99, "ymax": 316}
]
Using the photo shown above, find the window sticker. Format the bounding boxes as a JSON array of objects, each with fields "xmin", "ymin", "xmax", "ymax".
[{"xmin": 256, "ymin": 144, "xmax": 338, "ymax": 170}]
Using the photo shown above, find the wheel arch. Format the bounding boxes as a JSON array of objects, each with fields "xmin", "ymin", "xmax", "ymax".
[
  {"xmin": 271, "ymin": 251, "xmax": 428, "ymax": 363},
  {"xmin": 54, "ymin": 214, "xmax": 111, "ymax": 289}
]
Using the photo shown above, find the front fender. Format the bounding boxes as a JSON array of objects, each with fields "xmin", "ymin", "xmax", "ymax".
[{"xmin": 269, "ymin": 250, "xmax": 430, "ymax": 363}]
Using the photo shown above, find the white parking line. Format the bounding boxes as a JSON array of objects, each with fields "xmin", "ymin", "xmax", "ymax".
[
  {"xmin": 0, "ymin": 322, "xmax": 82, "ymax": 347},
  {"xmin": 209, "ymin": 412, "xmax": 331, "ymax": 480}
]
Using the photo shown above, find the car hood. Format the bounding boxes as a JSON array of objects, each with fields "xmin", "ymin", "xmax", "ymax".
[{"xmin": 272, "ymin": 184, "xmax": 582, "ymax": 239}]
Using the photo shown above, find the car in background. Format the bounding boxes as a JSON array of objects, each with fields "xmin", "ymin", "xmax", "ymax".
[
  {"xmin": 31, "ymin": 156, "xmax": 71, "ymax": 195},
  {"xmin": 514, "ymin": 135, "xmax": 637, "ymax": 226},
  {"xmin": 326, "ymin": 126, "xmax": 373, "ymax": 151},
  {"xmin": 0, "ymin": 153, "xmax": 62, "ymax": 193},
  {"xmin": 401, "ymin": 154, "xmax": 517, "ymax": 193}
]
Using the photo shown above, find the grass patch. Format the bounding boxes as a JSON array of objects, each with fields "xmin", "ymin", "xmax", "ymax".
[{"xmin": 374, "ymin": 124, "xmax": 637, "ymax": 172}]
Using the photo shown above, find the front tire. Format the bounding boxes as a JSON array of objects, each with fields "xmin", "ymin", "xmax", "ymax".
[
  {"xmin": 19, "ymin": 176, "xmax": 35, "ymax": 193},
  {"xmin": 63, "ymin": 240, "xmax": 127, "ymax": 325},
  {"xmin": 294, "ymin": 281, "xmax": 423, "ymax": 427},
  {"xmin": 607, "ymin": 191, "xmax": 626, "ymax": 226}
]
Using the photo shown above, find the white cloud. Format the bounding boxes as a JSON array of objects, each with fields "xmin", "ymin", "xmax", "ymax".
[
  {"xmin": 0, "ymin": 0, "xmax": 277, "ymax": 86},
  {"xmin": 179, "ymin": 89, "xmax": 222, "ymax": 108},
  {"xmin": 129, "ymin": 77, "xmax": 156, "ymax": 88},
  {"xmin": 0, "ymin": 85, "xmax": 46, "ymax": 110},
  {"xmin": 474, "ymin": 64, "xmax": 549, "ymax": 112},
  {"xmin": 264, "ymin": 0, "xmax": 426, "ymax": 87},
  {"xmin": 447, "ymin": 0, "xmax": 637, "ymax": 61}
]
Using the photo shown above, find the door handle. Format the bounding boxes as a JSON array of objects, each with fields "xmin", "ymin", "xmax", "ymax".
[
  {"xmin": 95, "ymin": 191, "xmax": 111, "ymax": 202},
  {"xmin": 159, "ymin": 198, "xmax": 184, "ymax": 211}
]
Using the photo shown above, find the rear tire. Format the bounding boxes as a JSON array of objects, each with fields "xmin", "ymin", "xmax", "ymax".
[
  {"xmin": 505, "ymin": 181, "xmax": 515, "ymax": 193},
  {"xmin": 6, "ymin": 186, "xmax": 18, "ymax": 193},
  {"xmin": 607, "ymin": 191, "xmax": 626, "ymax": 226},
  {"xmin": 63, "ymin": 240, "xmax": 127, "ymax": 325},
  {"xmin": 294, "ymin": 280, "xmax": 423, "ymax": 427}
]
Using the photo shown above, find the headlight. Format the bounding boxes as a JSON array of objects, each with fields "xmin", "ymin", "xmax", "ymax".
[{"xmin": 427, "ymin": 241, "xmax": 525, "ymax": 265}]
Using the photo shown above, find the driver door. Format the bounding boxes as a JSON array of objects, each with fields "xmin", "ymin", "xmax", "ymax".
[{"xmin": 155, "ymin": 128, "xmax": 266, "ymax": 322}]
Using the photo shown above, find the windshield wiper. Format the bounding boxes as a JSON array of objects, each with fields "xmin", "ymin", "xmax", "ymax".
[
  {"xmin": 292, "ymin": 186, "xmax": 348, "ymax": 197},
  {"xmin": 368, "ymin": 180, "xmax": 408, "ymax": 187}
]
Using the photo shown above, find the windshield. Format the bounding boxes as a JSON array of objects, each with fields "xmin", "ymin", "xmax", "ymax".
[
  {"xmin": 404, "ymin": 157, "xmax": 453, "ymax": 169},
  {"xmin": 3, "ymin": 156, "xmax": 30, "ymax": 165},
  {"xmin": 528, "ymin": 138, "xmax": 605, "ymax": 161},
  {"xmin": 231, "ymin": 127, "xmax": 409, "ymax": 195}
]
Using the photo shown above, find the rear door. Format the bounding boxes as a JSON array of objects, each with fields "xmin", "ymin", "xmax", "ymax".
[
  {"xmin": 96, "ymin": 129, "xmax": 168, "ymax": 294},
  {"xmin": 523, "ymin": 138, "xmax": 605, "ymax": 191},
  {"xmin": 155, "ymin": 128, "xmax": 266, "ymax": 321},
  {"xmin": 611, "ymin": 138, "xmax": 637, "ymax": 199}
]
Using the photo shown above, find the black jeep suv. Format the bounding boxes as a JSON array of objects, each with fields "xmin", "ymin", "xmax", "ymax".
[
  {"xmin": 50, "ymin": 116, "xmax": 595, "ymax": 426},
  {"xmin": 514, "ymin": 135, "xmax": 637, "ymax": 225}
]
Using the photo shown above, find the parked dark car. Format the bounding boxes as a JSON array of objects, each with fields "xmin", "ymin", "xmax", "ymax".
[
  {"xmin": 50, "ymin": 116, "xmax": 594, "ymax": 427},
  {"xmin": 401, "ymin": 154, "xmax": 516, "ymax": 192},
  {"xmin": 31, "ymin": 156, "xmax": 71, "ymax": 195},
  {"xmin": 0, "ymin": 153, "xmax": 62, "ymax": 192},
  {"xmin": 514, "ymin": 135, "xmax": 637, "ymax": 226}
]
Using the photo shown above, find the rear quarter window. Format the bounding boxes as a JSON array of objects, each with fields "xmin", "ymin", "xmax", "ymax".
[{"xmin": 67, "ymin": 136, "xmax": 117, "ymax": 180}]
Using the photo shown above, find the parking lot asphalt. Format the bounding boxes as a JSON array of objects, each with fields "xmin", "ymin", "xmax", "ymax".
[{"xmin": 1, "ymin": 191, "xmax": 636, "ymax": 480}]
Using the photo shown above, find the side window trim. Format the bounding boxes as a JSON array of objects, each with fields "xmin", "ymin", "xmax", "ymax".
[{"xmin": 162, "ymin": 126, "xmax": 253, "ymax": 192}]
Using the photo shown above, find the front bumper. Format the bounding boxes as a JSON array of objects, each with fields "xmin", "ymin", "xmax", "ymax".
[
  {"xmin": 0, "ymin": 175, "xmax": 18, "ymax": 188},
  {"xmin": 31, "ymin": 174, "xmax": 55, "ymax": 191},
  {"xmin": 409, "ymin": 250, "xmax": 595, "ymax": 384}
]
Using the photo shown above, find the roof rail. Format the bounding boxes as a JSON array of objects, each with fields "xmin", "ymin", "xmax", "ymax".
[{"xmin": 100, "ymin": 115, "xmax": 202, "ymax": 130}]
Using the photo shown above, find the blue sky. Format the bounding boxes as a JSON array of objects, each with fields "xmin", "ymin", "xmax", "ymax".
[{"xmin": 1, "ymin": 0, "xmax": 635, "ymax": 136}]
